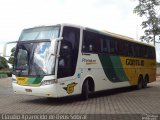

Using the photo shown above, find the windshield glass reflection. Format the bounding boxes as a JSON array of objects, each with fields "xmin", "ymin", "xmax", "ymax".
[
  {"xmin": 30, "ymin": 42, "xmax": 55, "ymax": 75},
  {"xmin": 14, "ymin": 41, "xmax": 55, "ymax": 76}
]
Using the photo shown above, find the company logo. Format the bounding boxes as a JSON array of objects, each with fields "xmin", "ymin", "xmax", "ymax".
[
  {"xmin": 126, "ymin": 59, "xmax": 144, "ymax": 66},
  {"xmin": 63, "ymin": 82, "xmax": 77, "ymax": 94},
  {"xmin": 82, "ymin": 58, "xmax": 97, "ymax": 65}
]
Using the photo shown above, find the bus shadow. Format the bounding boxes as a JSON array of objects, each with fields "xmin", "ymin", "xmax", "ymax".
[
  {"xmin": 22, "ymin": 86, "xmax": 153, "ymax": 105},
  {"xmin": 22, "ymin": 95, "xmax": 82, "ymax": 105},
  {"xmin": 90, "ymin": 86, "xmax": 153, "ymax": 99}
]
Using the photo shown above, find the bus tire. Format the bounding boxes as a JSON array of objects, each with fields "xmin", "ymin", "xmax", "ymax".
[
  {"xmin": 143, "ymin": 75, "xmax": 149, "ymax": 88},
  {"xmin": 81, "ymin": 80, "xmax": 89, "ymax": 100},
  {"xmin": 137, "ymin": 75, "xmax": 143, "ymax": 90}
]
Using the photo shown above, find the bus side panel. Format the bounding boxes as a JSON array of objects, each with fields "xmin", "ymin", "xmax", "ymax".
[
  {"xmin": 56, "ymin": 76, "xmax": 81, "ymax": 97},
  {"xmin": 80, "ymin": 54, "xmax": 111, "ymax": 91},
  {"xmin": 80, "ymin": 54, "xmax": 130, "ymax": 92},
  {"xmin": 98, "ymin": 54, "xmax": 130, "ymax": 83},
  {"xmin": 120, "ymin": 57, "xmax": 156, "ymax": 85}
]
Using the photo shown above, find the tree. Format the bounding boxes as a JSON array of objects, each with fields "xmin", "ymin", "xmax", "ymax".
[
  {"xmin": 134, "ymin": 0, "xmax": 160, "ymax": 46},
  {"xmin": 0, "ymin": 56, "xmax": 9, "ymax": 70},
  {"xmin": 8, "ymin": 47, "xmax": 15, "ymax": 65}
]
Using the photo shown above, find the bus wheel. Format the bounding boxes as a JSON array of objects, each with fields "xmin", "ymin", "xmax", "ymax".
[
  {"xmin": 137, "ymin": 75, "xmax": 143, "ymax": 90},
  {"xmin": 143, "ymin": 75, "xmax": 149, "ymax": 88},
  {"xmin": 81, "ymin": 80, "xmax": 89, "ymax": 100}
]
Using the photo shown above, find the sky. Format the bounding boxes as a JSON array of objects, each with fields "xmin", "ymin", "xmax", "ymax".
[{"xmin": 0, "ymin": 0, "xmax": 160, "ymax": 62}]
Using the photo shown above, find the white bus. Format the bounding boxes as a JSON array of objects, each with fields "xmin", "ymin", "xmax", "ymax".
[{"xmin": 11, "ymin": 23, "xmax": 156, "ymax": 100}]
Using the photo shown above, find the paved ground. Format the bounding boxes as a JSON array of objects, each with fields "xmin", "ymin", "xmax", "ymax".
[
  {"xmin": 157, "ymin": 67, "xmax": 160, "ymax": 75},
  {"xmin": 0, "ymin": 77, "xmax": 160, "ymax": 119}
]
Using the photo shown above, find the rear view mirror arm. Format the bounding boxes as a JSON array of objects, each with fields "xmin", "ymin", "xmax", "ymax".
[{"xmin": 3, "ymin": 41, "xmax": 17, "ymax": 57}]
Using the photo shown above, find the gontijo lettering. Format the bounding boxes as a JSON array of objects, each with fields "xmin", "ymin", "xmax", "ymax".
[{"xmin": 126, "ymin": 59, "xmax": 144, "ymax": 66}]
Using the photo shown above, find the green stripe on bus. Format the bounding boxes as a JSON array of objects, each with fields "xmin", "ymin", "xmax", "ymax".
[
  {"xmin": 98, "ymin": 54, "xmax": 128, "ymax": 82},
  {"xmin": 110, "ymin": 56, "xmax": 128, "ymax": 82},
  {"xmin": 98, "ymin": 54, "xmax": 120, "ymax": 82},
  {"xmin": 27, "ymin": 77, "xmax": 43, "ymax": 84}
]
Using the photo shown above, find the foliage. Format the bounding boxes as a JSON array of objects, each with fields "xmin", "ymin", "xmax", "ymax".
[
  {"xmin": 0, "ymin": 56, "xmax": 9, "ymax": 70},
  {"xmin": 8, "ymin": 47, "xmax": 15, "ymax": 65},
  {"xmin": 134, "ymin": 0, "xmax": 160, "ymax": 45}
]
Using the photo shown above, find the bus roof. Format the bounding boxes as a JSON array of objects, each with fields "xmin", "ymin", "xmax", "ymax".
[{"xmin": 23, "ymin": 23, "xmax": 155, "ymax": 48}]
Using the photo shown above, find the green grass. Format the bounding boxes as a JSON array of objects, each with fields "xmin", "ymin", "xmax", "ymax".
[
  {"xmin": 0, "ymin": 71, "xmax": 12, "ymax": 78},
  {"xmin": 0, "ymin": 73, "xmax": 8, "ymax": 78}
]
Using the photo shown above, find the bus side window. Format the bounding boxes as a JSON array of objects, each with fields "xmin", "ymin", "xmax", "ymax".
[
  {"xmin": 109, "ymin": 39, "xmax": 117, "ymax": 54},
  {"xmin": 117, "ymin": 39, "xmax": 124, "ymax": 55},
  {"xmin": 140, "ymin": 45, "xmax": 147, "ymax": 58},
  {"xmin": 82, "ymin": 30, "xmax": 101, "ymax": 53},
  {"xmin": 132, "ymin": 43, "xmax": 136, "ymax": 57},
  {"xmin": 151, "ymin": 47, "xmax": 156, "ymax": 59},
  {"xmin": 101, "ymin": 37, "xmax": 110, "ymax": 53},
  {"xmin": 82, "ymin": 30, "xmax": 89, "ymax": 52},
  {"xmin": 124, "ymin": 42, "xmax": 129, "ymax": 56},
  {"xmin": 127, "ymin": 42, "xmax": 134, "ymax": 57},
  {"xmin": 149, "ymin": 47, "xmax": 155, "ymax": 59},
  {"xmin": 134, "ymin": 44, "xmax": 140, "ymax": 58}
]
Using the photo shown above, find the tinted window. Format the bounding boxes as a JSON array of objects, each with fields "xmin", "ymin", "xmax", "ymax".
[
  {"xmin": 57, "ymin": 26, "xmax": 80, "ymax": 78},
  {"xmin": 82, "ymin": 29, "xmax": 155, "ymax": 59},
  {"xmin": 101, "ymin": 37, "xmax": 110, "ymax": 53},
  {"xmin": 109, "ymin": 38, "xmax": 117, "ymax": 54},
  {"xmin": 146, "ymin": 46, "xmax": 155, "ymax": 59},
  {"xmin": 134, "ymin": 44, "xmax": 140, "ymax": 58},
  {"xmin": 83, "ymin": 30, "xmax": 101, "ymax": 53},
  {"xmin": 117, "ymin": 39, "xmax": 127, "ymax": 55}
]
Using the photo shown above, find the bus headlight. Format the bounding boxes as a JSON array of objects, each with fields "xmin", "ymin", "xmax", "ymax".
[{"xmin": 41, "ymin": 79, "xmax": 57, "ymax": 85}]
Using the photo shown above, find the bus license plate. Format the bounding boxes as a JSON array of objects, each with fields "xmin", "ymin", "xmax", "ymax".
[{"xmin": 25, "ymin": 89, "xmax": 32, "ymax": 92}]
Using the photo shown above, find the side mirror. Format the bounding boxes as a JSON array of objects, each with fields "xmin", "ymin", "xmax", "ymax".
[
  {"xmin": 3, "ymin": 41, "xmax": 17, "ymax": 57},
  {"xmin": 50, "ymin": 37, "xmax": 63, "ymax": 57}
]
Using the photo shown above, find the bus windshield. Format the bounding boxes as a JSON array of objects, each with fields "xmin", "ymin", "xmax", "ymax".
[
  {"xmin": 13, "ymin": 41, "xmax": 56, "ymax": 76},
  {"xmin": 13, "ymin": 26, "xmax": 60, "ymax": 76},
  {"xmin": 19, "ymin": 26, "xmax": 60, "ymax": 41}
]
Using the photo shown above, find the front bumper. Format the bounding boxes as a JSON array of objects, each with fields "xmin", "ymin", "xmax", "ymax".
[{"xmin": 12, "ymin": 82, "xmax": 58, "ymax": 97}]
